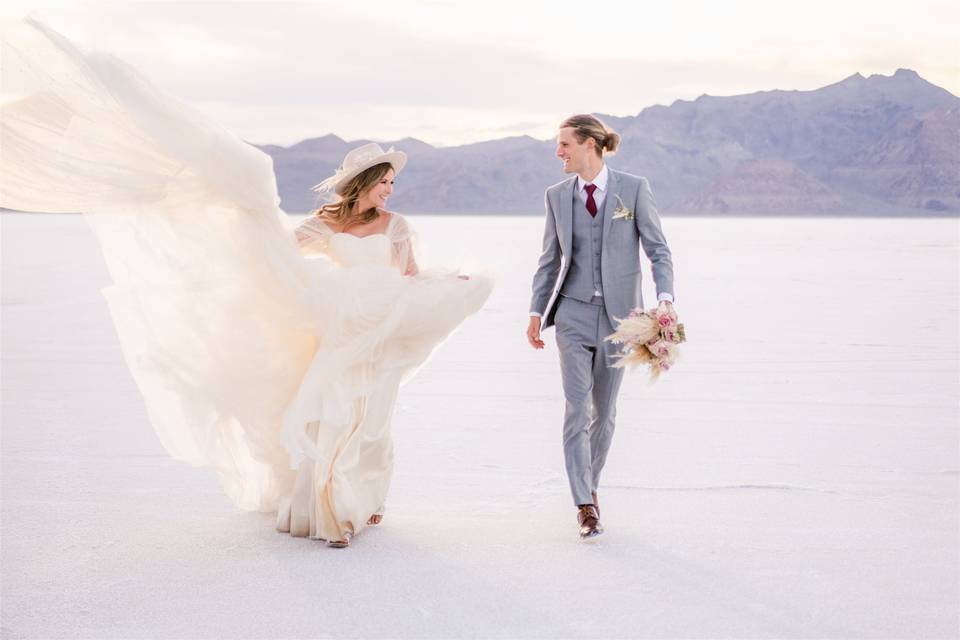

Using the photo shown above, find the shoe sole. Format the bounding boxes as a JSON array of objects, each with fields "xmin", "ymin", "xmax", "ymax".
[{"xmin": 579, "ymin": 528, "xmax": 604, "ymax": 542}]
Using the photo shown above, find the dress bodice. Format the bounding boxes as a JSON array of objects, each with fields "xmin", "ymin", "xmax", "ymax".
[
  {"xmin": 326, "ymin": 233, "xmax": 393, "ymax": 268},
  {"xmin": 294, "ymin": 213, "xmax": 419, "ymax": 275}
]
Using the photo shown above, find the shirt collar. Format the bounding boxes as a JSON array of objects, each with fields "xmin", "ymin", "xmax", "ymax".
[{"xmin": 576, "ymin": 163, "xmax": 608, "ymax": 193}]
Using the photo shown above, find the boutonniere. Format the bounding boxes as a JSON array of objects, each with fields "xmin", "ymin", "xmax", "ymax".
[{"xmin": 611, "ymin": 194, "xmax": 634, "ymax": 221}]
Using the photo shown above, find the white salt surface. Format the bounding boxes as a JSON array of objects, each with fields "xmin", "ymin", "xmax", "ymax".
[{"xmin": 2, "ymin": 213, "xmax": 958, "ymax": 639}]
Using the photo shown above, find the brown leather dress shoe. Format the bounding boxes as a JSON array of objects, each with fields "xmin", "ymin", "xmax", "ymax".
[{"xmin": 577, "ymin": 505, "xmax": 603, "ymax": 540}]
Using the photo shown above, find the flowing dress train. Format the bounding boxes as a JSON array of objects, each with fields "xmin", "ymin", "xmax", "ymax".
[{"xmin": 0, "ymin": 18, "xmax": 493, "ymax": 541}]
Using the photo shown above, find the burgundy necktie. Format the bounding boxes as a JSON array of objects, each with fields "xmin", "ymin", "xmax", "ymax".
[{"xmin": 584, "ymin": 184, "xmax": 598, "ymax": 217}]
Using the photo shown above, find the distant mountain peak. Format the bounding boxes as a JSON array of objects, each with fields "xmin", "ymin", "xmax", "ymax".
[
  {"xmin": 308, "ymin": 133, "xmax": 343, "ymax": 143},
  {"xmin": 380, "ymin": 137, "xmax": 434, "ymax": 154},
  {"xmin": 856, "ymin": 68, "xmax": 923, "ymax": 83},
  {"xmin": 391, "ymin": 136, "xmax": 432, "ymax": 147},
  {"xmin": 288, "ymin": 133, "xmax": 346, "ymax": 152},
  {"xmin": 264, "ymin": 69, "xmax": 959, "ymax": 215},
  {"xmin": 893, "ymin": 68, "xmax": 921, "ymax": 78}
]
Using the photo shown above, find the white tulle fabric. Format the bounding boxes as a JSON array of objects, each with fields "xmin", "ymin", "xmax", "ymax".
[{"xmin": 0, "ymin": 18, "xmax": 493, "ymax": 540}]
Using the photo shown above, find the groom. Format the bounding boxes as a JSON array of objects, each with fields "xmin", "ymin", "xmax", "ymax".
[{"xmin": 526, "ymin": 114, "xmax": 675, "ymax": 540}]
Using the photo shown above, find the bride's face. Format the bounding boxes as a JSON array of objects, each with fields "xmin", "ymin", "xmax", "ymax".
[{"xmin": 358, "ymin": 168, "xmax": 396, "ymax": 211}]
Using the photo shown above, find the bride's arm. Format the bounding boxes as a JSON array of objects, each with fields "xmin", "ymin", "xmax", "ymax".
[
  {"xmin": 388, "ymin": 213, "xmax": 419, "ymax": 276},
  {"xmin": 293, "ymin": 216, "xmax": 330, "ymax": 257},
  {"xmin": 388, "ymin": 213, "xmax": 472, "ymax": 279},
  {"xmin": 402, "ymin": 239, "xmax": 419, "ymax": 277}
]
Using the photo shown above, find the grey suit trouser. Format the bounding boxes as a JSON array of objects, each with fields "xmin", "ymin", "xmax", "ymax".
[{"xmin": 554, "ymin": 294, "xmax": 626, "ymax": 506}]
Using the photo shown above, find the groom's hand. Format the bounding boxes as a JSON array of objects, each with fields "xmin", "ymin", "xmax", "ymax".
[{"xmin": 526, "ymin": 316, "xmax": 544, "ymax": 350}]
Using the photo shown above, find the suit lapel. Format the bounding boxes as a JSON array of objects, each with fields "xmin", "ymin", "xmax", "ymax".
[
  {"xmin": 559, "ymin": 177, "xmax": 575, "ymax": 254},
  {"xmin": 601, "ymin": 168, "xmax": 620, "ymax": 245}
]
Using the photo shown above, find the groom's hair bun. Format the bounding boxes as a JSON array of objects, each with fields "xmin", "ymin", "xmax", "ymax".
[
  {"xmin": 560, "ymin": 114, "xmax": 619, "ymax": 157},
  {"xmin": 602, "ymin": 131, "xmax": 621, "ymax": 154}
]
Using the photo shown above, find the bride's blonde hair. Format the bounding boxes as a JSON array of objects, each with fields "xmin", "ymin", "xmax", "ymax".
[{"xmin": 314, "ymin": 162, "xmax": 393, "ymax": 227}]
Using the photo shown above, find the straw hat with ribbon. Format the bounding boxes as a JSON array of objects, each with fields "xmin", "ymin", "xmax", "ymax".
[{"xmin": 310, "ymin": 143, "xmax": 407, "ymax": 195}]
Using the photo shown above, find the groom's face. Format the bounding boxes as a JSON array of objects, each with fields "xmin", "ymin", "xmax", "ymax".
[{"xmin": 556, "ymin": 127, "xmax": 593, "ymax": 175}]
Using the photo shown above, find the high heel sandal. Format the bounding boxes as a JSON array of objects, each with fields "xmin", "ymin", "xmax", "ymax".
[
  {"xmin": 326, "ymin": 503, "xmax": 385, "ymax": 546},
  {"xmin": 367, "ymin": 504, "xmax": 386, "ymax": 526},
  {"xmin": 326, "ymin": 532, "xmax": 352, "ymax": 548}
]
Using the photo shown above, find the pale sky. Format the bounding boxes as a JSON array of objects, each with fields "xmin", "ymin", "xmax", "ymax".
[{"xmin": 2, "ymin": 0, "xmax": 958, "ymax": 146}]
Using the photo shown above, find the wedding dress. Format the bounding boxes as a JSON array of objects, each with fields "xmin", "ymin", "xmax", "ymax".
[{"xmin": 0, "ymin": 17, "xmax": 493, "ymax": 542}]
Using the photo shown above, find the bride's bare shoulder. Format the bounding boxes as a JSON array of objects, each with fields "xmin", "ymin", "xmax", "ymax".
[
  {"xmin": 380, "ymin": 210, "xmax": 409, "ymax": 230},
  {"xmin": 294, "ymin": 213, "xmax": 334, "ymax": 248},
  {"xmin": 302, "ymin": 213, "xmax": 333, "ymax": 231}
]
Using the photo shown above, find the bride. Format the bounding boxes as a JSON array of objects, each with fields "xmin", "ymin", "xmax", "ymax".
[{"xmin": 0, "ymin": 18, "xmax": 494, "ymax": 547}]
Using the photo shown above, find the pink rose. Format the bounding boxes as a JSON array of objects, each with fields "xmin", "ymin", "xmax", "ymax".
[
  {"xmin": 649, "ymin": 340, "xmax": 671, "ymax": 358},
  {"xmin": 657, "ymin": 312, "xmax": 676, "ymax": 328}
]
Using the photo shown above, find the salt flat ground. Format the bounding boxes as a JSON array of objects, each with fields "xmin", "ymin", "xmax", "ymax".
[{"xmin": 2, "ymin": 213, "xmax": 958, "ymax": 639}]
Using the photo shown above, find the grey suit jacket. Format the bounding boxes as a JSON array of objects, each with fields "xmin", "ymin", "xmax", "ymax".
[{"xmin": 529, "ymin": 168, "xmax": 674, "ymax": 329}]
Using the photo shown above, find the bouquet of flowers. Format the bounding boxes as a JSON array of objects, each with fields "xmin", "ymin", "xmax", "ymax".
[{"xmin": 604, "ymin": 302, "xmax": 686, "ymax": 381}]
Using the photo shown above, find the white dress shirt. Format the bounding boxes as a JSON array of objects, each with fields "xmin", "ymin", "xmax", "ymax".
[{"xmin": 576, "ymin": 163, "xmax": 609, "ymax": 213}]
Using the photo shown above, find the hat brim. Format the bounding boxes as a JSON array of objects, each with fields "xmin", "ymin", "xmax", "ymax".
[{"xmin": 333, "ymin": 151, "xmax": 407, "ymax": 195}]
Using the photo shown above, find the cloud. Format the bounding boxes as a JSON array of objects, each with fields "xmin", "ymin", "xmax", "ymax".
[{"xmin": 3, "ymin": 0, "xmax": 956, "ymax": 145}]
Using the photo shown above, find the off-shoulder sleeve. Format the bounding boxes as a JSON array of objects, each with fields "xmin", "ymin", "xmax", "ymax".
[
  {"xmin": 387, "ymin": 213, "xmax": 419, "ymax": 276},
  {"xmin": 293, "ymin": 216, "xmax": 332, "ymax": 257}
]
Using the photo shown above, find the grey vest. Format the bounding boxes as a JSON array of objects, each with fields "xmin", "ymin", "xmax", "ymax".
[{"xmin": 559, "ymin": 193, "xmax": 605, "ymax": 303}]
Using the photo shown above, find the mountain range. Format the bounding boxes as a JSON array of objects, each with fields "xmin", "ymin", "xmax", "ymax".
[{"xmin": 259, "ymin": 69, "xmax": 959, "ymax": 216}]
